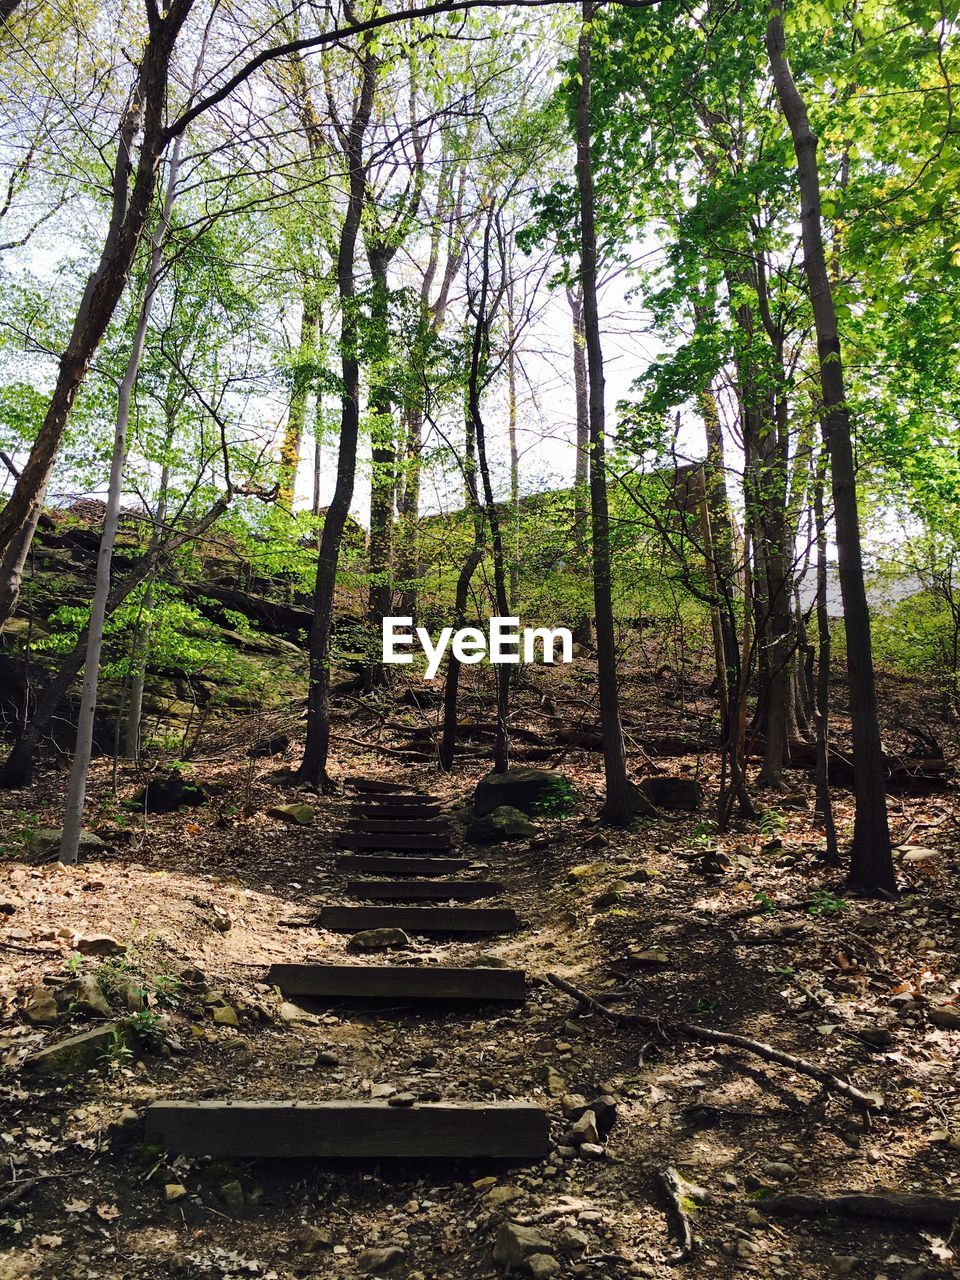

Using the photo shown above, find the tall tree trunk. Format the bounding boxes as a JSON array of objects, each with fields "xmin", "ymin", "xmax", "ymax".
[
  {"xmin": 58, "ymin": 125, "xmax": 187, "ymax": 865},
  {"xmin": 813, "ymin": 449, "xmax": 839, "ymax": 863},
  {"xmin": 279, "ymin": 298, "xmax": 319, "ymax": 511},
  {"xmin": 766, "ymin": 2, "xmax": 894, "ymax": 894},
  {"xmin": 0, "ymin": 0, "xmax": 193, "ymax": 631},
  {"xmin": 298, "ymin": 45, "xmax": 376, "ymax": 790},
  {"xmin": 506, "ymin": 280, "xmax": 520, "ymax": 611},
  {"xmin": 363, "ymin": 245, "xmax": 395, "ymax": 690},
  {"xmin": 567, "ymin": 282, "xmax": 592, "ymax": 648},
  {"xmin": 576, "ymin": 1, "xmax": 632, "ymax": 823},
  {"xmin": 396, "ymin": 404, "xmax": 422, "ymax": 620}
]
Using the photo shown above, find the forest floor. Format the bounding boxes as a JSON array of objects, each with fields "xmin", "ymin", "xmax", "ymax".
[{"xmin": 0, "ymin": 661, "xmax": 958, "ymax": 1280}]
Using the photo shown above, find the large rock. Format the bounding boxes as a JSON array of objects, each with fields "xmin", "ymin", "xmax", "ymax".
[
  {"xmin": 128, "ymin": 769, "xmax": 208, "ymax": 814},
  {"xmin": 24, "ymin": 827, "xmax": 108, "ymax": 862},
  {"xmin": 347, "ymin": 928, "xmax": 410, "ymax": 953},
  {"xmin": 467, "ymin": 806, "xmax": 538, "ymax": 844},
  {"xmin": 473, "ymin": 767, "xmax": 571, "ymax": 818},
  {"xmin": 24, "ymin": 986, "xmax": 59, "ymax": 1025},
  {"xmin": 633, "ymin": 776, "xmax": 703, "ymax": 813},
  {"xmin": 23, "ymin": 1022, "xmax": 136, "ymax": 1075},
  {"xmin": 267, "ymin": 803, "xmax": 314, "ymax": 826},
  {"xmin": 57, "ymin": 974, "xmax": 111, "ymax": 1018},
  {"xmin": 492, "ymin": 1223, "xmax": 552, "ymax": 1269}
]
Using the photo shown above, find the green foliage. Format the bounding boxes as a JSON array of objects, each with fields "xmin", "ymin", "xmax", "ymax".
[
  {"xmin": 805, "ymin": 889, "xmax": 850, "ymax": 917},
  {"xmin": 530, "ymin": 777, "xmax": 578, "ymax": 818}
]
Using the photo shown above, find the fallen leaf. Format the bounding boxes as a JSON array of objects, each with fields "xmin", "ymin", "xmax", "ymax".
[{"xmin": 64, "ymin": 1198, "xmax": 90, "ymax": 1214}]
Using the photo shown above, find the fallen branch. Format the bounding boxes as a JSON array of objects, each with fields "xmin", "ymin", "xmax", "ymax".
[
  {"xmin": 545, "ymin": 972, "xmax": 881, "ymax": 1117},
  {"xmin": 655, "ymin": 1166, "xmax": 695, "ymax": 1264},
  {"xmin": 763, "ymin": 1192, "xmax": 960, "ymax": 1225}
]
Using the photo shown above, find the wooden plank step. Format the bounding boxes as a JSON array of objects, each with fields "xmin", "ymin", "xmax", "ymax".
[
  {"xmin": 267, "ymin": 962, "xmax": 525, "ymax": 1003},
  {"xmin": 145, "ymin": 1100, "xmax": 549, "ymax": 1160},
  {"xmin": 320, "ymin": 905, "xmax": 519, "ymax": 934},
  {"xmin": 337, "ymin": 855, "xmax": 475, "ymax": 876},
  {"xmin": 344, "ymin": 879, "xmax": 504, "ymax": 901},
  {"xmin": 350, "ymin": 794, "xmax": 437, "ymax": 806},
  {"xmin": 342, "ymin": 818, "xmax": 449, "ymax": 835},
  {"xmin": 346, "ymin": 778, "xmax": 426, "ymax": 795},
  {"xmin": 335, "ymin": 833, "xmax": 452, "ymax": 851},
  {"xmin": 349, "ymin": 803, "xmax": 442, "ymax": 820}
]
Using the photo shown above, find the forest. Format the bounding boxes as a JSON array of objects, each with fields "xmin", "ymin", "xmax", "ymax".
[{"xmin": 0, "ymin": 0, "xmax": 959, "ymax": 1277}]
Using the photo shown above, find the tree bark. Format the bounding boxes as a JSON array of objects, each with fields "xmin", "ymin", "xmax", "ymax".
[
  {"xmin": 575, "ymin": 2, "xmax": 632, "ymax": 823},
  {"xmin": 766, "ymin": 2, "xmax": 894, "ymax": 893},
  {"xmin": 279, "ymin": 298, "xmax": 319, "ymax": 511},
  {"xmin": 363, "ymin": 245, "xmax": 396, "ymax": 690},
  {"xmin": 298, "ymin": 44, "xmax": 377, "ymax": 790},
  {"xmin": 567, "ymin": 282, "xmax": 592, "ymax": 648}
]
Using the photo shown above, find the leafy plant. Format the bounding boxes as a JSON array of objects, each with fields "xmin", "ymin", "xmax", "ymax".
[
  {"xmin": 759, "ymin": 808, "xmax": 788, "ymax": 837},
  {"xmin": 530, "ymin": 776, "xmax": 578, "ymax": 818},
  {"xmin": 805, "ymin": 889, "xmax": 850, "ymax": 917}
]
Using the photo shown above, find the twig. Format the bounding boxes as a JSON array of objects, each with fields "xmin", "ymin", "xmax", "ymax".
[
  {"xmin": 545, "ymin": 972, "xmax": 881, "ymax": 1118},
  {"xmin": 655, "ymin": 1166, "xmax": 695, "ymax": 1264}
]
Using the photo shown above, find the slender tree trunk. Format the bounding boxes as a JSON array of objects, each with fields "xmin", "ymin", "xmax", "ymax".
[
  {"xmin": 0, "ymin": 0, "xmax": 193, "ymax": 631},
  {"xmin": 766, "ymin": 3, "xmax": 894, "ymax": 894},
  {"xmin": 58, "ymin": 128, "xmax": 187, "ymax": 865},
  {"xmin": 506, "ymin": 280, "xmax": 520, "ymax": 611},
  {"xmin": 576, "ymin": 2, "xmax": 632, "ymax": 823},
  {"xmin": 567, "ymin": 282, "xmax": 592, "ymax": 648},
  {"xmin": 396, "ymin": 403, "xmax": 422, "ymax": 620},
  {"xmin": 279, "ymin": 298, "xmax": 319, "ymax": 511},
  {"xmin": 813, "ymin": 451, "xmax": 840, "ymax": 863},
  {"xmin": 364, "ymin": 245, "xmax": 396, "ymax": 690},
  {"xmin": 298, "ymin": 46, "xmax": 376, "ymax": 790}
]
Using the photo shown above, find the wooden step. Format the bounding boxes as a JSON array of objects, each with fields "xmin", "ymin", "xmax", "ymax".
[
  {"xmin": 337, "ymin": 855, "xmax": 475, "ymax": 876},
  {"xmin": 346, "ymin": 778, "xmax": 426, "ymax": 795},
  {"xmin": 267, "ymin": 962, "xmax": 525, "ymax": 1003},
  {"xmin": 349, "ymin": 803, "xmax": 442, "ymax": 820},
  {"xmin": 351, "ymin": 794, "xmax": 437, "ymax": 807},
  {"xmin": 320, "ymin": 905, "xmax": 519, "ymax": 934},
  {"xmin": 343, "ymin": 818, "xmax": 449, "ymax": 835},
  {"xmin": 335, "ymin": 833, "xmax": 452, "ymax": 851},
  {"xmin": 345, "ymin": 879, "xmax": 504, "ymax": 901},
  {"xmin": 144, "ymin": 1100, "xmax": 549, "ymax": 1160}
]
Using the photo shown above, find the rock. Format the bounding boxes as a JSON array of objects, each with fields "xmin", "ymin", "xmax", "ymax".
[
  {"xmin": 568, "ymin": 863, "xmax": 608, "ymax": 881},
  {"xmin": 473, "ymin": 767, "xmax": 571, "ymax": 818},
  {"xmin": 720, "ymin": 1172, "xmax": 739, "ymax": 1190},
  {"xmin": 632, "ymin": 776, "xmax": 704, "ymax": 814},
  {"xmin": 129, "ymin": 769, "xmax": 208, "ymax": 814},
  {"xmin": 347, "ymin": 928, "xmax": 410, "ymax": 953},
  {"xmin": 205, "ymin": 906, "xmax": 231, "ymax": 934},
  {"xmin": 295, "ymin": 1223, "xmax": 333, "ymax": 1252},
  {"xmin": 247, "ymin": 734, "xmax": 290, "ymax": 758},
  {"xmin": 75, "ymin": 935, "xmax": 126, "ymax": 957},
  {"xmin": 24, "ymin": 827, "xmax": 108, "ymax": 862},
  {"xmin": 561, "ymin": 1093, "xmax": 588, "ymax": 1117},
  {"xmin": 527, "ymin": 1255, "xmax": 561, "ymax": 1279},
  {"xmin": 467, "ymin": 805, "xmax": 538, "ymax": 843},
  {"xmin": 585, "ymin": 832, "xmax": 609, "ymax": 849},
  {"xmin": 279, "ymin": 1001, "xmax": 306, "ymax": 1023},
  {"xmin": 735, "ymin": 1239, "xmax": 760, "ymax": 1259},
  {"xmin": 568, "ymin": 1110, "xmax": 599, "ymax": 1147},
  {"xmin": 557, "ymin": 1227, "xmax": 590, "ymax": 1254},
  {"xmin": 898, "ymin": 845, "xmax": 942, "ymax": 865},
  {"xmin": 761, "ymin": 1161, "xmax": 797, "ymax": 1182},
  {"xmin": 484, "ymin": 1184, "xmax": 520, "ymax": 1208},
  {"xmin": 569, "ymin": 1095, "xmax": 617, "ymax": 1138},
  {"xmin": 626, "ymin": 947, "xmax": 670, "ymax": 966},
  {"xmin": 114, "ymin": 1106, "xmax": 140, "ymax": 1131},
  {"xmin": 212, "ymin": 1004, "xmax": 239, "ymax": 1027},
  {"xmin": 57, "ymin": 974, "xmax": 111, "ymax": 1018},
  {"xmin": 357, "ymin": 1245, "xmax": 405, "ymax": 1275},
  {"xmin": 316, "ymin": 1050, "xmax": 340, "ymax": 1066},
  {"xmin": 23, "ymin": 1022, "xmax": 135, "ymax": 1075},
  {"xmin": 593, "ymin": 880, "xmax": 629, "ymax": 909},
  {"xmin": 164, "ymin": 1184, "xmax": 188, "ymax": 1202},
  {"xmin": 541, "ymin": 1065, "xmax": 566, "ymax": 1096},
  {"xmin": 930, "ymin": 1006, "xmax": 960, "ymax": 1030},
  {"xmin": 492, "ymin": 1223, "xmax": 552, "ymax": 1269},
  {"xmin": 388, "ymin": 1092, "xmax": 416, "ymax": 1107},
  {"xmin": 267, "ymin": 803, "xmax": 315, "ymax": 826},
  {"xmin": 219, "ymin": 1180, "xmax": 245, "ymax": 1213},
  {"xmin": 113, "ymin": 977, "xmax": 146, "ymax": 1012},
  {"xmin": 579, "ymin": 1142, "xmax": 605, "ymax": 1159},
  {"xmin": 24, "ymin": 985, "xmax": 59, "ymax": 1025},
  {"xmin": 828, "ymin": 1259, "xmax": 859, "ymax": 1277}
]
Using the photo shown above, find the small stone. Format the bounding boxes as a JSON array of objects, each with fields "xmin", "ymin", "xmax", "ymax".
[
  {"xmin": 212, "ymin": 1004, "xmax": 239, "ymax": 1027},
  {"xmin": 568, "ymin": 1111, "xmax": 599, "ymax": 1147},
  {"xmin": 828, "ymin": 1259, "xmax": 859, "ymax": 1277},
  {"xmin": 357, "ymin": 1245, "xmax": 405, "ymax": 1275},
  {"xmin": 267, "ymin": 803, "xmax": 315, "ymax": 826},
  {"xmin": 371, "ymin": 1083, "xmax": 396, "ymax": 1098},
  {"xmin": 295, "ymin": 1224, "xmax": 333, "ymax": 1252},
  {"xmin": 527, "ymin": 1255, "xmax": 561, "ymax": 1279},
  {"xmin": 579, "ymin": 1142, "xmax": 605, "ymax": 1159},
  {"xmin": 484, "ymin": 1184, "xmax": 520, "ymax": 1208},
  {"xmin": 57, "ymin": 974, "xmax": 111, "ymax": 1018},
  {"xmin": 219, "ymin": 1180, "xmax": 245, "ymax": 1213},
  {"xmin": 492, "ymin": 1223, "xmax": 552, "ymax": 1269},
  {"xmin": 473, "ymin": 1177, "xmax": 497, "ymax": 1192},
  {"xmin": 558, "ymin": 1227, "xmax": 589, "ymax": 1254},
  {"xmin": 164, "ymin": 1184, "xmax": 188, "ymax": 1202},
  {"xmin": 735, "ymin": 1239, "xmax": 760, "ymax": 1258},
  {"xmin": 568, "ymin": 863, "xmax": 608, "ymax": 881},
  {"xmin": 347, "ymin": 928, "xmax": 410, "ymax": 953},
  {"xmin": 929, "ymin": 1006, "xmax": 960, "ymax": 1030},
  {"xmin": 762, "ymin": 1162, "xmax": 797, "ymax": 1182},
  {"xmin": 561, "ymin": 1093, "xmax": 588, "ymax": 1117},
  {"xmin": 75, "ymin": 935, "xmax": 126, "ymax": 957},
  {"xmin": 24, "ymin": 985, "xmax": 59, "ymax": 1025},
  {"xmin": 542, "ymin": 1065, "xmax": 566, "ymax": 1097},
  {"xmin": 115, "ymin": 1106, "xmax": 140, "ymax": 1130},
  {"xmin": 593, "ymin": 881, "xmax": 629, "ymax": 909},
  {"xmin": 627, "ymin": 947, "xmax": 670, "ymax": 966},
  {"xmin": 720, "ymin": 1172, "xmax": 739, "ymax": 1190},
  {"xmin": 279, "ymin": 1001, "xmax": 305, "ymax": 1023},
  {"xmin": 898, "ymin": 845, "xmax": 941, "ymax": 864},
  {"xmin": 316, "ymin": 1050, "xmax": 340, "ymax": 1066},
  {"xmin": 569, "ymin": 1095, "xmax": 617, "ymax": 1138},
  {"xmin": 388, "ymin": 1092, "xmax": 416, "ymax": 1108},
  {"xmin": 745, "ymin": 1208, "xmax": 764, "ymax": 1226}
]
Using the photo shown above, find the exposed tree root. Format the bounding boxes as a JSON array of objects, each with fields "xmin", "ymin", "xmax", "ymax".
[
  {"xmin": 763, "ymin": 1192, "xmax": 960, "ymax": 1225},
  {"xmin": 655, "ymin": 1165, "xmax": 696, "ymax": 1264},
  {"xmin": 544, "ymin": 972, "xmax": 881, "ymax": 1119}
]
